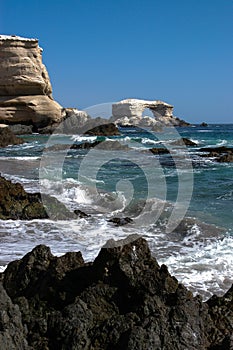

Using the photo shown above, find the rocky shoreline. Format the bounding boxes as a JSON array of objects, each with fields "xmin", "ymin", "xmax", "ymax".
[{"xmin": 0, "ymin": 236, "xmax": 232, "ymax": 349}]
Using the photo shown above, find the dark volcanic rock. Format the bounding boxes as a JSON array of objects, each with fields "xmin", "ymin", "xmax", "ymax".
[
  {"xmin": 1, "ymin": 236, "xmax": 232, "ymax": 349},
  {"xmin": 0, "ymin": 175, "xmax": 85, "ymax": 220},
  {"xmin": 84, "ymin": 122, "xmax": 120, "ymax": 136},
  {"xmin": 0, "ymin": 282, "xmax": 29, "ymax": 349},
  {"xmin": 206, "ymin": 285, "xmax": 233, "ymax": 349},
  {"xmin": 217, "ymin": 153, "xmax": 233, "ymax": 162},
  {"xmin": 171, "ymin": 137, "xmax": 198, "ymax": 146},
  {"xmin": 108, "ymin": 217, "xmax": 133, "ymax": 226},
  {"xmin": 200, "ymin": 122, "xmax": 208, "ymax": 127},
  {"xmin": 174, "ymin": 117, "xmax": 191, "ymax": 127},
  {"xmin": 199, "ymin": 146, "xmax": 233, "ymax": 154},
  {"xmin": 150, "ymin": 147, "xmax": 170, "ymax": 155},
  {"xmin": 198, "ymin": 146, "xmax": 233, "ymax": 163},
  {"xmin": 0, "ymin": 125, "xmax": 24, "ymax": 147},
  {"xmin": 47, "ymin": 140, "xmax": 129, "ymax": 152},
  {"xmin": 0, "ymin": 175, "xmax": 47, "ymax": 220}
]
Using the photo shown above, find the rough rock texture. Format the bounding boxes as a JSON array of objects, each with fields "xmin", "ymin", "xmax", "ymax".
[
  {"xmin": 0, "ymin": 282, "xmax": 28, "ymax": 349},
  {"xmin": 46, "ymin": 140, "xmax": 129, "ymax": 152},
  {"xmin": 40, "ymin": 108, "xmax": 91, "ymax": 134},
  {"xmin": 111, "ymin": 99, "xmax": 190, "ymax": 128},
  {"xmin": 84, "ymin": 122, "xmax": 120, "ymax": 136},
  {"xmin": 0, "ymin": 35, "xmax": 62, "ymax": 129},
  {"xmin": 8, "ymin": 123, "xmax": 33, "ymax": 135},
  {"xmin": 150, "ymin": 147, "xmax": 170, "ymax": 155},
  {"xmin": 198, "ymin": 146, "xmax": 233, "ymax": 163},
  {"xmin": 0, "ymin": 237, "xmax": 232, "ymax": 349},
  {"xmin": 108, "ymin": 217, "xmax": 133, "ymax": 226},
  {"xmin": 0, "ymin": 175, "xmax": 86, "ymax": 220},
  {"xmin": 0, "ymin": 124, "xmax": 24, "ymax": 147},
  {"xmin": 171, "ymin": 137, "xmax": 198, "ymax": 146}
]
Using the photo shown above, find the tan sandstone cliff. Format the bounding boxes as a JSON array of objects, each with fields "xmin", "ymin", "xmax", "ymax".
[{"xmin": 0, "ymin": 35, "xmax": 62, "ymax": 129}]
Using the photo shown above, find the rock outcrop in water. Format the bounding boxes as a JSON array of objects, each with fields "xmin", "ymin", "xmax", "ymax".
[
  {"xmin": 198, "ymin": 146, "xmax": 233, "ymax": 163},
  {"xmin": 0, "ymin": 175, "xmax": 86, "ymax": 220},
  {"xmin": 0, "ymin": 124, "xmax": 24, "ymax": 147},
  {"xmin": 111, "ymin": 99, "xmax": 190, "ymax": 128},
  {"xmin": 0, "ymin": 236, "xmax": 232, "ymax": 349},
  {"xmin": 0, "ymin": 35, "xmax": 62, "ymax": 130}
]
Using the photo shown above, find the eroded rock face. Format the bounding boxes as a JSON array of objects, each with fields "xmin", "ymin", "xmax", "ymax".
[
  {"xmin": 0, "ymin": 35, "xmax": 62, "ymax": 128},
  {"xmin": 0, "ymin": 124, "xmax": 24, "ymax": 147},
  {"xmin": 111, "ymin": 99, "xmax": 190, "ymax": 128},
  {"xmin": 1, "ymin": 237, "xmax": 232, "ymax": 349}
]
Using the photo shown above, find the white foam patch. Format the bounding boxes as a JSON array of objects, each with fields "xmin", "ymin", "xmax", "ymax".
[
  {"xmin": 1, "ymin": 156, "xmax": 40, "ymax": 161},
  {"xmin": 216, "ymin": 140, "xmax": 227, "ymax": 146},
  {"xmin": 141, "ymin": 138, "xmax": 161, "ymax": 145},
  {"xmin": 71, "ymin": 135, "xmax": 97, "ymax": 142},
  {"xmin": 158, "ymin": 235, "xmax": 233, "ymax": 300},
  {"xmin": 0, "ymin": 266, "xmax": 6, "ymax": 272}
]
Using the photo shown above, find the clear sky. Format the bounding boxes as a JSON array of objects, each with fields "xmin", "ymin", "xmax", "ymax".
[{"xmin": 1, "ymin": 0, "xmax": 233, "ymax": 123}]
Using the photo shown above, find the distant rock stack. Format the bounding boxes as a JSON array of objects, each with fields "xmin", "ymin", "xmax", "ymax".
[
  {"xmin": 111, "ymin": 99, "xmax": 190, "ymax": 128},
  {"xmin": 0, "ymin": 35, "xmax": 62, "ymax": 130}
]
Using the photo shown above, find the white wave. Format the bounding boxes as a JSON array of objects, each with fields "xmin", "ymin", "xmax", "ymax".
[
  {"xmin": 197, "ymin": 130, "xmax": 213, "ymax": 133},
  {"xmin": 61, "ymin": 186, "xmax": 93, "ymax": 204},
  {"xmin": 141, "ymin": 138, "xmax": 161, "ymax": 145},
  {"xmin": 217, "ymin": 190, "xmax": 233, "ymax": 200},
  {"xmin": 0, "ymin": 156, "xmax": 41, "ymax": 161},
  {"xmin": 71, "ymin": 135, "xmax": 97, "ymax": 142},
  {"xmin": 216, "ymin": 140, "xmax": 227, "ymax": 146},
  {"xmin": 159, "ymin": 235, "xmax": 233, "ymax": 300},
  {"xmin": 190, "ymin": 138, "xmax": 200, "ymax": 144},
  {"xmin": 0, "ymin": 265, "xmax": 7, "ymax": 272},
  {"xmin": 40, "ymin": 178, "xmax": 93, "ymax": 205}
]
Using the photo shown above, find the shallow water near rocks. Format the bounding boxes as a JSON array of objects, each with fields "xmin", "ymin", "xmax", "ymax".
[{"xmin": 0, "ymin": 124, "xmax": 232, "ymax": 300}]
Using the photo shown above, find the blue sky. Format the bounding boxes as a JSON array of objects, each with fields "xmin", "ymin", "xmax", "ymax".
[{"xmin": 1, "ymin": 0, "xmax": 233, "ymax": 123}]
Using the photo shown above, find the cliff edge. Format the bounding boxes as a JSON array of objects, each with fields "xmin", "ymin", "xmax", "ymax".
[{"xmin": 0, "ymin": 35, "xmax": 62, "ymax": 129}]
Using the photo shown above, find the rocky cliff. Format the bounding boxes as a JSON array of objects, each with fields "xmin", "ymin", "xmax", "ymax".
[{"xmin": 0, "ymin": 35, "xmax": 62, "ymax": 129}]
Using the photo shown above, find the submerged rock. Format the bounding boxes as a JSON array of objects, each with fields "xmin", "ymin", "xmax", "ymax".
[
  {"xmin": 1, "ymin": 237, "xmax": 232, "ymax": 349},
  {"xmin": 108, "ymin": 217, "xmax": 133, "ymax": 226},
  {"xmin": 46, "ymin": 140, "xmax": 129, "ymax": 152},
  {"xmin": 171, "ymin": 137, "xmax": 198, "ymax": 146},
  {"xmin": 198, "ymin": 146, "xmax": 233, "ymax": 163},
  {"xmin": 200, "ymin": 122, "xmax": 208, "ymax": 127},
  {"xmin": 0, "ymin": 124, "xmax": 24, "ymax": 147},
  {"xmin": 150, "ymin": 147, "xmax": 170, "ymax": 154}
]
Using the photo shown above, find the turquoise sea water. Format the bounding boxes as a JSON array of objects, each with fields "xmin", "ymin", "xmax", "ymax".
[{"xmin": 0, "ymin": 124, "xmax": 232, "ymax": 299}]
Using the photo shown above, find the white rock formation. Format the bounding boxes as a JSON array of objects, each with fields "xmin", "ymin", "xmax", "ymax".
[{"xmin": 111, "ymin": 99, "xmax": 188, "ymax": 128}]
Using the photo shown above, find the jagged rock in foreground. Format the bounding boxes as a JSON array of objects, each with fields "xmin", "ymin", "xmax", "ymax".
[
  {"xmin": 0, "ymin": 35, "xmax": 62, "ymax": 130},
  {"xmin": 1, "ymin": 237, "xmax": 232, "ymax": 349},
  {"xmin": 0, "ymin": 124, "xmax": 24, "ymax": 147}
]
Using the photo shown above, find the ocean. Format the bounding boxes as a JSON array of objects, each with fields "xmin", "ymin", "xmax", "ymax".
[{"xmin": 0, "ymin": 123, "xmax": 232, "ymax": 300}]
